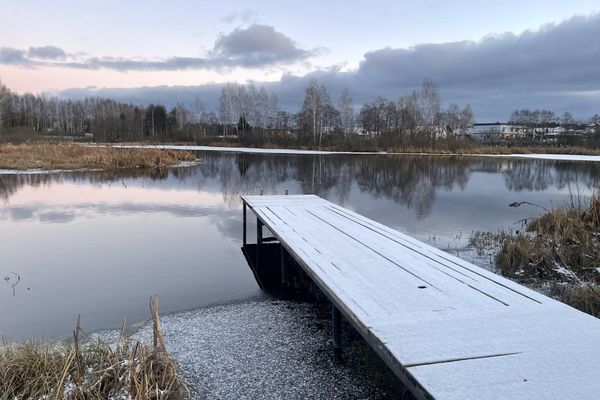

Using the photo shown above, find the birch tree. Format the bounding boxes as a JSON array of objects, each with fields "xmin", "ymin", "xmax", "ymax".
[
  {"xmin": 0, "ymin": 80, "xmax": 11, "ymax": 134},
  {"xmin": 338, "ymin": 87, "xmax": 354, "ymax": 135},
  {"xmin": 417, "ymin": 79, "xmax": 441, "ymax": 134},
  {"xmin": 300, "ymin": 79, "xmax": 331, "ymax": 144}
]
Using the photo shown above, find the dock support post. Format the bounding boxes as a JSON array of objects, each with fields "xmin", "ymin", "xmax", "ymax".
[
  {"xmin": 332, "ymin": 304, "xmax": 342, "ymax": 361},
  {"xmin": 243, "ymin": 203, "xmax": 247, "ymax": 246},
  {"xmin": 281, "ymin": 244, "xmax": 289, "ymax": 287},
  {"xmin": 256, "ymin": 218, "xmax": 263, "ymax": 269}
]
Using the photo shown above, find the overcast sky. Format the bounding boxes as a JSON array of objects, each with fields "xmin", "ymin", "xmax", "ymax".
[{"xmin": 1, "ymin": 0, "xmax": 599, "ymax": 121}]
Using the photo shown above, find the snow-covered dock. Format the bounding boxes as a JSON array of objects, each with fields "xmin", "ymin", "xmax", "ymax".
[{"xmin": 241, "ymin": 194, "xmax": 600, "ymax": 400}]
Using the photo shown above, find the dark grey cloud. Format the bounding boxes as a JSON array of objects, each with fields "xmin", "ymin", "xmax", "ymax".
[
  {"xmin": 54, "ymin": 13, "xmax": 600, "ymax": 120},
  {"xmin": 353, "ymin": 14, "xmax": 600, "ymax": 93},
  {"xmin": 27, "ymin": 45, "xmax": 67, "ymax": 60},
  {"xmin": 0, "ymin": 24, "xmax": 316, "ymax": 71},
  {"xmin": 211, "ymin": 24, "xmax": 319, "ymax": 66},
  {"xmin": 0, "ymin": 47, "xmax": 28, "ymax": 65}
]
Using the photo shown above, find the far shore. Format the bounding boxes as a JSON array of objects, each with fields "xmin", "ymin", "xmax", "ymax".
[{"xmin": 2, "ymin": 139, "xmax": 600, "ymax": 174}]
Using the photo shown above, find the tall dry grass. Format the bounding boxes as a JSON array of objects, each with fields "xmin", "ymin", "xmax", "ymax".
[
  {"xmin": 494, "ymin": 194, "xmax": 600, "ymax": 316},
  {"xmin": 496, "ymin": 194, "xmax": 600, "ymax": 282},
  {"xmin": 0, "ymin": 141, "xmax": 196, "ymax": 170},
  {"xmin": 0, "ymin": 296, "xmax": 189, "ymax": 399}
]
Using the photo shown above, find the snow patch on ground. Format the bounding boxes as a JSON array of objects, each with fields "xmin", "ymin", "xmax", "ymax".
[
  {"xmin": 109, "ymin": 144, "xmax": 384, "ymax": 156},
  {"xmin": 0, "ymin": 160, "xmax": 199, "ymax": 175},
  {"xmin": 0, "ymin": 168, "xmax": 95, "ymax": 175},
  {"xmin": 98, "ymin": 300, "xmax": 395, "ymax": 400}
]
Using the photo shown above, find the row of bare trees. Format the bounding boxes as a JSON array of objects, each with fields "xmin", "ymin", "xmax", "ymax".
[
  {"xmin": 509, "ymin": 108, "xmax": 600, "ymax": 129},
  {"xmin": 2, "ymin": 77, "xmax": 470, "ymax": 146},
  {"xmin": 294, "ymin": 79, "xmax": 473, "ymax": 143}
]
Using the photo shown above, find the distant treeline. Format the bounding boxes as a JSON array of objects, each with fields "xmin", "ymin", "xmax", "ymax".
[
  {"xmin": 0, "ymin": 78, "xmax": 598, "ymax": 148},
  {"xmin": 0, "ymin": 79, "xmax": 470, "ymax": 144},
  {"xmin": 510, "ymin": 108, "xmax": 599, "ymax": 129}
]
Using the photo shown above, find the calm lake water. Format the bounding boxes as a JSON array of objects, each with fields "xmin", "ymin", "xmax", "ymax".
[{"xmin": 0, "ymin": 152, "xmax": 598, "ymax": 339}]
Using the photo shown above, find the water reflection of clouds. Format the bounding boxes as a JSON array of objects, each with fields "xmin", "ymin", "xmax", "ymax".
[
  {"xmin": 9, "ymin": 206, "xmax": 35, "ymax": 221},
  {"xmin": 0, "ymin": 202, "xmax": 226, "ymax": 223},
  {"xmin": 38, "ymin": 211, "xmax": 76, "ymax": 224}
]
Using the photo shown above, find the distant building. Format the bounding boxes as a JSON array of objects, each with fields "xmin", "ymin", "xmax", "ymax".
[
  {"xmin": 352, "ymin": 127, "xmax": 374, "ymax": 136},
  {"xmin": 586, "ymin": 122, "xmax": 600, "ymax": 135},
  {"xmin": 471, "ymin": 123, "xmax": 526, "ymax": 142}
]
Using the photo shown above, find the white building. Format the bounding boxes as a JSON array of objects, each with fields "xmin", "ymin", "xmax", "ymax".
[{"xmin": 471, "ymin": 123, "xmax": 526, "ymax": 142}]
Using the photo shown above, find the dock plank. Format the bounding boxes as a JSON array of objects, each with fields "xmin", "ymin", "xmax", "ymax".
[{"xmin": 242, "ymin": 195, "xmax": 600, "ymax": 400}]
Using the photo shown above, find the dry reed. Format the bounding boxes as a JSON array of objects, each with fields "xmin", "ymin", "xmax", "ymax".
[
  {"xmin": 493, "ymin": 194, "xmax": 600, "ymax": 316},
  {"xmin": 0, "ymin": 296, "xmax": 189, "ymax": 399},
  {"xmin": 0, "ymin": 141, "xmax": 196, "ymax": 170}
]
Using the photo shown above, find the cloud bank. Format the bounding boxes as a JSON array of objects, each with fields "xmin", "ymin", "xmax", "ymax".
[
  {"xmin": 15, "ymin": 13, "xmax": 600, "ymax": 120},
  {"xmin": 0, "ymin": 24, "xmax": 317, "ymax": 71}
]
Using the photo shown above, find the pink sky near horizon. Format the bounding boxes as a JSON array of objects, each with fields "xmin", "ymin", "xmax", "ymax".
[{"xmin": 0, "ymin": 65, "xmax": 285, "ymax": 94}]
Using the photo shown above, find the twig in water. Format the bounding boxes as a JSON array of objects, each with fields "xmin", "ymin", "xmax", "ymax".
[
  {"xmin": 9, "ymin": 271, "xmax": 21, "ymax": 296},
  {"xmin": 509, "ymin": 201, "xmax": 550, "ymax": 213}
]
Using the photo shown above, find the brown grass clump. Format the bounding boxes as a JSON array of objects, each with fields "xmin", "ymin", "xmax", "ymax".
[
  {"xmin": 496, "ymin": 194, "xmax": 600, "ymax": 283},
  {"xmin": 0, "ymin": 296, "xmax": 189, "ymax": 399},
  {"xmin": 494, "ymin": 194, "xmax": 600, "ymax": 316},
  {"xmin": 0, "ymin": 142, "xmax": 196, "ymax": 170}
]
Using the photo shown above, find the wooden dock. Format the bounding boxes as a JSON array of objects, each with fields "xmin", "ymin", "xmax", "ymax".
[{"xmin": 241, "ymin": 194, "xmax": 600, "ymax": 400}]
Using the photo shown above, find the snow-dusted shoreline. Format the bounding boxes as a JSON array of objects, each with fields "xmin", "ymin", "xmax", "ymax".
[
  {"xmin": 0, "ymin": 160, "xmax": 201, "ymax": 175},
  {"xmin": 107, "ymin": 143, "xmax": 385, "ymax": 155},
  {"xmin": 0, "ymin": 168, "xmax": 101, "ymax": 175},
  {"xmin": 108, "ymin": 144, "xmax": 600, "ymax": 162},
  {"xmin": 2, "ymin": 145, "xmax": 596, "ymax": 176}
]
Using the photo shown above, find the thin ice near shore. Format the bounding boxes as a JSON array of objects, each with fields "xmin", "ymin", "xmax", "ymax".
[
  {"xmin": 0, "ymin": 160, "xmax": 200, "ymax": 175},
  {"xmin": 108, "ymin": 144, "xmax": 600, "ymax": 162}
]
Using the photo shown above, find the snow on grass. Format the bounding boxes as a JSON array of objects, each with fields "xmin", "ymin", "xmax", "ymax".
[
  {"xmin": 108, "ymin": 144, "xmax": 385, "ymax": 156},
  {"xmin": 97, "ymin": 300, "xmax": 398, "ymax": 400},
  {"xmin": 480, "ymin": 153, "xmax": 600, "ymax": 162},
  {"xmin": 0, "ymin": 160, "xmax": 200, "ymax": 175},
  {"xmin": 0, "ymin": 168, "xmax": 91, "ymax": 175}
]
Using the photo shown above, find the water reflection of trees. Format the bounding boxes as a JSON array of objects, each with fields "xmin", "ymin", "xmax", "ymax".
[
  {"xmin": 502, "ymin": 160, "xmax": 600, "ymax": 192},
  {"xmin": 2, "ymin": 154, "xmax": 600, "ymax": 219},
  {"xmin": 0, "ymin": 168, "xmax": 193, "ymax": 203}
]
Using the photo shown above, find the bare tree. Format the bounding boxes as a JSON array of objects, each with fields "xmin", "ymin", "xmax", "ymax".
[
  {"xmin": 561, "ymin": 111, "xmax": 575, "ymax": 126},
  {"xmin": 397, "ymin": 93, "xmax": 419, "ymax": 134},
  {"xmin": 458, "ymin": 105, "xmax": 474, "ymax": 134},
  {"xmin": 443, "ymin": 103, "xmax": 461, "ymax": 133},
  {"xmin": 338, "ymin": 88, "xmax": 354, "ymax": 135},
  {"xmin": 417, "ymin": 79, "xmax": 441, "ymax": 135},
  {"xmin": 0, "ymin": 80, "xmax": 11, "ymax": 134},
  {"xmin": 300, "ymin": 79, "xmax": 332, "ymax": 145}
]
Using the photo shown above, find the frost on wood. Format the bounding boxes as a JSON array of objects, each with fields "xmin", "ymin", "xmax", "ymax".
[{"xmin": 241, "ymin": 194, "xmax": 600, "ymax": 400}]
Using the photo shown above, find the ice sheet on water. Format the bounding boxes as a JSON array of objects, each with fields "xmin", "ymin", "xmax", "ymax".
[{"xmin": 112, "ymin": 144, "xmax": 600, "ymax": 162}]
